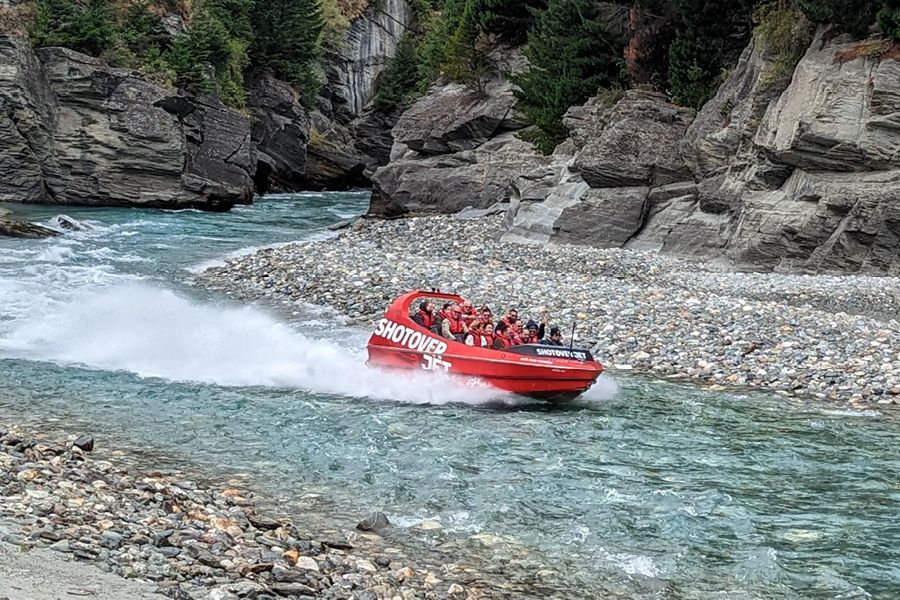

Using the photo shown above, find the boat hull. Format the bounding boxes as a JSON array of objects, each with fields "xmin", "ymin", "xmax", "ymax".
[{"xmin": 366, "ymin": 291, "xmax": 603, "ymax": 402}]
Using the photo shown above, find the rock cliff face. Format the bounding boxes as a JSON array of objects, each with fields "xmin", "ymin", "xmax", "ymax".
[
  {"xmin": 368, "ymin": 47, "xmax": 543, "ymax": 217},
  {"xmin": 309, "ymin": 0, "xmax": 415, "ymax": 188},
  {"xmin": 322, "ymin": 0, "xmax": 414, "ymax": 121},
  {"xmin": 375, "ymin": 29, "xmax": 900, "ymax": 274},
  {"xmin": 0, "ymin": 37, "xmax": 255, "ymax": 210},
  {"xmin": 246, "ymin": 72, "xmax": 310, "ymax": 194}
]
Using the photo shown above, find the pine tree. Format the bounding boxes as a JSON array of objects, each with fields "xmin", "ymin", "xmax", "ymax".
[
  {"xmin": 798, "ymin": 0, "xmax": 883, "ymax": 37},
  {"xmin": 666, "ymin": 0, "xmax": 754, "ymax": 109},
  {"xmin": 442, "ymin": 0, "xmax": 481, "ymax": 82},
  {"xmin": 513, "ymin": 0, "xmax": 625, "ymax": 154},
  {"xmin": 374, "ymin": 33, "xmax": 420, "ymax": 110},
  {"xmin": 250, "ymin": 0, "xmax": 324, "ymax": 105},
  {"xmin": 878, "ymin": 0, "xmax": 900, "ymax": 39},
  {"xmin": 475, "ymin": 0, "xmax": 546, "ymax": 44}
]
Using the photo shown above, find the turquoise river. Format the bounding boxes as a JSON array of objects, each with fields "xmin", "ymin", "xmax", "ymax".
[{"xmin": 0, "ymin": 193, "xmax": 898, "ymax": 598}]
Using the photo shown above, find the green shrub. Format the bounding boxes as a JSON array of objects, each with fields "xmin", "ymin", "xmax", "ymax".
[
  {"xmin": 877, "ymin": 0, "xmax": 900, "ymax": 40},
  {"xmin": 754, "ymin": 0, "xmax": 813, "ymax": 89},
  {"xmin": 31, "ymin": 0, "xmax": 116, "ymax": 56},
  {"xmin": 513, "ymin": 0, "xmax": 625, "ymax": 154},
  {"xmin": 798, "ymin": 0, "xmax": 883, "ymax": 37}
]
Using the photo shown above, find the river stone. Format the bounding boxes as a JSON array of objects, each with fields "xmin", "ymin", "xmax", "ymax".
[
  {"xmin": 0, "ymin": 216, "xmax": 60, "ymax": 239},
  {"xmin": 356, "ymin": 512, "xmax": 390, "ymax": 532},
  {"xmin": 72, "ymin": 435, "xmax": 94, "ymax": 452}
]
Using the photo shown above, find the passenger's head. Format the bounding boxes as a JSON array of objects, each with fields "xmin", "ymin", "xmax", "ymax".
[
  {"xmin": 462, "ymin": 300, "xmax": 473, "ymax": 310},
  {"xmin": 550, "ymin": 327, "xmax": 562, "ymax": 342},
  {"xmin": 508, "ymin": 308, "xmax": 519, "ymax": 320},
  {"xmin": 450, "ymin": 303, "xmax": 461, "ymax": 316},
  {"xmin": 421, "ymin": 301, "xmax": 433, "ymax": 312},
  {"xmin": 495, "ymin": 321, "xmax": 509, "ymax": 334},
  {"xmin": 526, "ymin": 320, "xmax": 539, "ymax": 333},
  {"xmin": 481, "ymin": 306, "xmax": 492, "ymax": 319},
  {"xmin": 470, "ymin": 321, "xmax": 483, "ymax": 332},
  {"xmin": 484, "ymin": 323, "xmax": 494, "ymax": 334},
  {"xmin": 442, "ymin": 302, "xmax": 452, "ymax": 313}
]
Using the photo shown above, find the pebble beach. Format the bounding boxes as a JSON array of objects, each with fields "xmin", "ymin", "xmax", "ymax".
[
  {"xmin": 0, "ymin": 422, "xmax": 579, "ymax": 600},
  {"xmin": 199, "ymin": 214, "xmax": 900, "ymax": 406}
]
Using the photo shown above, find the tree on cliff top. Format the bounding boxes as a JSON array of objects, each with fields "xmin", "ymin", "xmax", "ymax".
[
  {"xmin": 513, "ymin": 0, "xmax": 624, "ymax": 154},
  {"xmin": 250, "ymin": 0, "xmax": 324, "ymax": 107},
  {"xmin": 476, "ymin": 0, "xmax": 547, "ymax": 44},
  {"xmin": 798, "ymin": 0, "xmax": 883, "ymax": 37}
]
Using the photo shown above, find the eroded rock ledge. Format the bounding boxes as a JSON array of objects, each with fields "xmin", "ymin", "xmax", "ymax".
[
  {"xmin": 370, "ymin": 30, "xmax": 900, "ymax": 275},
  {"xmin": 0, "ymin": 37, "xmax": 256, "ymax": 211}
]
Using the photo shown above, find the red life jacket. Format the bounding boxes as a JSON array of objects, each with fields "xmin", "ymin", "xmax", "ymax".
[
  {"xmin": 417, "ymin": 309, "xmax": 434, "ymax": 329},
  {"xmin": 521, "ymin": 332, "xmax": 538, "ymax": 344},
  {"xmin": 481, "ymin": 334, "xmax": 494, "ymax": 348},
  {"xmin": 448, "ymin": 313, "xmax": 466, "ymax": 335},
  {"xmin": 494, "ymin": 334, "xmax": 510, "ymax": 349}
]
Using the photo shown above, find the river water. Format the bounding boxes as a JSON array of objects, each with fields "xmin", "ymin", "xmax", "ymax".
[{"xmin": 0, "ymin": 193, "xmax": 898, "ymax": 598}]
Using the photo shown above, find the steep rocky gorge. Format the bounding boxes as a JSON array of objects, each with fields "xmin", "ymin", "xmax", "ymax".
[
  {"xmin": 0, "ymin": 0, "xmax": 413, "ymax": 209},
  {"xmin": 371, "ymin": 30, "xmax": 900, "ymax": 274}
]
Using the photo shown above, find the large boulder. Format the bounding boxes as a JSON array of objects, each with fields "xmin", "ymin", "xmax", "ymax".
[
  {"xmin": 369, "ymin": 133, "xmax": 551, "ymax": 216},
  {"xmin": 755, "ymin": 33, "xmax": 900, "ymax": 172},
  {"xmin": 566, "ymin": 90, "xmax": 694, "ymax": 187},
  {"xmin": 0, "ymin": 37, "xmax": 255, "ymax": 210},
  {"xmin": 246, "ymin": 72, "xmax": 310, "ymax": 194},
  {"xmin": 391, "ymin": 80, "xmax": 519, "ymax": 155}
]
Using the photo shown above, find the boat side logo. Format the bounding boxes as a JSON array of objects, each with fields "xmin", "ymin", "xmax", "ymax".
[
  {"xmin": 373, "ymin": 318, "xmax": 449, "ymax": 356},
  {"xmin": 534, "ymin": 347, "xmax": 588, "ymax": 361}
]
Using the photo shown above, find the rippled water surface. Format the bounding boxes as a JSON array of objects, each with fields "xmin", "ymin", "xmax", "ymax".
[{"xmin": 1, "ymin": 194, "xmax": 899, "ymax": 598}]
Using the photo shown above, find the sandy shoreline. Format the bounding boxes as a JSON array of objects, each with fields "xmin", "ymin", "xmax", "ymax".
[{"xmin": 198, "ymin": 214, "xmax": 900, "ymax": 406}]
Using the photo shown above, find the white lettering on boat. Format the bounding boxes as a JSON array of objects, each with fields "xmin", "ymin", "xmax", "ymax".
[
  {"xmin": 534, "ymin": 348, "xmax": 588, "ymax": 361},
  {"xmin": 373, "ymin": 318, "xmax": 448, "ymax": 355}
]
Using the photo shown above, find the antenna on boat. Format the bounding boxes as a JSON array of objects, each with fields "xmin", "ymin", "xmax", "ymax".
[{"xmin": 569, "ymin": 321, "xmax": 576, "ymax": 351}]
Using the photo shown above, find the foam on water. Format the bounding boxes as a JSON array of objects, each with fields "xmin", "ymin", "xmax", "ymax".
[{"xmin": 0, "ymin": 282, "xmax": 507, "ymax": 405}]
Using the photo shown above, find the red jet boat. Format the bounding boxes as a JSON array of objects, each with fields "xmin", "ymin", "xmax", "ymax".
[{"xmin": 366, "ymin": 291, "xmax": 603, "ymax": 402}]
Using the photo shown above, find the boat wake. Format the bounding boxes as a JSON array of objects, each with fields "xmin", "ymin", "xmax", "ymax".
[{"xmin": 0, "ymin": 283, "xmax": 511, "ymax": 405}]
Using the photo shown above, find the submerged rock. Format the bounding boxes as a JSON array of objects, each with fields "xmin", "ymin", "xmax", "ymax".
[
  {"xmin": 356, "ymin": 511, "xmax": 390, "ymax": 532},
  {"xmin": 0, "ymin": 216, "xmax": 60, "ymax": 239}
]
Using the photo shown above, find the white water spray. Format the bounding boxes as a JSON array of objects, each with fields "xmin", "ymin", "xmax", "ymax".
[{"xmin": 0, "ymin": 283, "xmax": 509, "ymax": 405}]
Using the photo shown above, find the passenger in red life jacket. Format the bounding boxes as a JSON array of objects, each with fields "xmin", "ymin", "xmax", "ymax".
[
  {"xmin": 464, "ymin": 321, "xmax": 484, "ymax": 346},
  {"xmin": 441, "ymin": 304, "xmax": 469, "ymax": 342},
  {"xmin": 460, "ymin": 300, "xmax": 478, "ymax": 324},
  {"xmin": 500, "ymin": 308, "xmax": 519, "ymax": 328},
  {"xmin": 411, "ymin": 301, "xmax": 436, "ymax": 330},
  {"xmin": 507, "ymin": 319, "xmax": 524, "ymax": 346},
  {"xmin": 539, "ymin": 326, "xmax": 565, "ymax": 346},
  {"xmin": 479, "ymin": 305, "xmax": 493, "ymax": 326},
  {"xmin": 482, "ymin": 322, "xmax": 495, "ymax": 348},
  {"xmin": 521, "ymin": 319, "xmax": 546, "ymax": 344},
  {"xmin": 492, "ymin": 322, "xmax": 511, "ymax": 350}
]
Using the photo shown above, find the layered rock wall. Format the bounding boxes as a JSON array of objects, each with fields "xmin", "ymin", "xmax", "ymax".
[
  {"xmin": 373, "ymin": 29, "xmax": 900, "ymax": 274},
  {"xmin": 0, "ymin": 36, "xmax": 255, "ymax": 210}
]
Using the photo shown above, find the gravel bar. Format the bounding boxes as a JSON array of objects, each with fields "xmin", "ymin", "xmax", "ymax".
[
  {"xmin": 0, "ymin": 422, "xmax": 581, "ymax": 600},
  {"xmin": 198, "ymin": 215, "xmax": 900, "ymax": 406}
]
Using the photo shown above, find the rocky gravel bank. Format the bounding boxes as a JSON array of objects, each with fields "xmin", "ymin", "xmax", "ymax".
[
  {"xmin": 198, "ymin": 215, "xmax": 900, "ymax": 405},
  {"xmin": 0, "ymin": 423, "xmax": 575, "ymax": 600}
]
